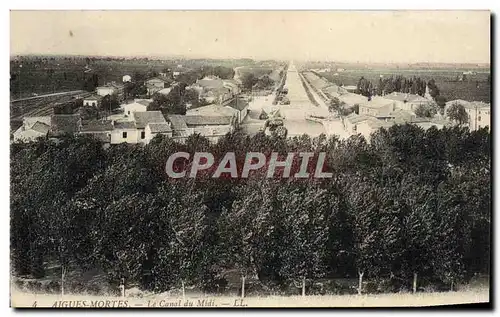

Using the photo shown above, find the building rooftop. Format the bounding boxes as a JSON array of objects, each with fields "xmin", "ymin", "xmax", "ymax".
[
  {"xmin": 81, "ymin": 120, "xmax": 114, "ymax": 132},
  {"xmin": 168, "ymin": 115, "xmax": 189, "ymax": 131},
  {"xmin": 113, "ymin": 121, "xmax": 136, "ymax": 129},
  {"xmin": 136, "ymin": 100, "xmax": 152, "ymax": 107},
  {"xmin": 148, "ymin": 122, "xmax": 172, "ymax": 133},
  {"xmin": 187, "ymin": 104, "xmax": 238, "ymax": 117},
  {"xmin": 183, "ymin": 115, "xmax": 232, "ymax": 126},
  {"xmin": 31, "ymin": 121, "xmax": 50, "ymax": 134},
  {"xmin": 339, "ymin": 93, "xmax": 370, "ymax": 106},
  {"xmin": 196, "ymin": 78, "xmax": 225, "ymax": 90},
  {"xmin": 50, "ymin": 114, "xmax": 81, "ymax": 135},
  {"xmin": 133, "ymin": 111, "xmax": 167, "ymax": 129},
  {"xmin": 361, "ymin": 96, "xmax": 395, "ymax": 109},
  {"xmin": 345, "ymin": 113, "xmax": 372, "ymax": 124},
  {"xmin": 84, "ymin": 94, "xmax": 103, "ymax": 101},
  {"xmin": 384, "ymin": 92, "xmax": 428, "ymax": 103}
]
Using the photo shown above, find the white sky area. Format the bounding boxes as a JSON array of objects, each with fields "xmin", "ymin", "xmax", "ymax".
[{"xmin": 10, "ymin": 11, "xmax": 490, "ymax": 63}]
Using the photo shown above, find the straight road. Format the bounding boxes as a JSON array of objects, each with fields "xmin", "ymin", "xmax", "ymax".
[{"xmin": 278, "ymin": 63, "xmax": 327, "ymax": 137}]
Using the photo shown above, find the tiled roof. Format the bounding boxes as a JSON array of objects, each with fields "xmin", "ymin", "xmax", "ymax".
[
  {"xmin": 84, "ymin": 94, "xmax": 103, "ymax": 101},
  {"xmin": 187, "ymin": 104, "xmax": 237, "ymax": 117},
  {"xmin": 113, "ymin": 121, "xmax": 136, "ymax": 129},
  {"xmin": 147, "ymin": 77, "xmax": 170, "ymax": 83},
  {"xmin": 133, "ymin": 111, "xmax": 167, "ymax": 129},
  {"xmin": 50, "ymin": 114, "xmax": 81, "ymax": 135},
  {"xmin": 361, "ymin": 97, "xmax": 395, "ymax": 109},
  {"xmin": 226, "ymin": 98, "xmax": 248, "ymax": 112},
  {"xmin": 168, "ymin": 115, "xmax": 189, "ymax": 130},
  {"xmin": 136, "ymin": 100, "xmax": 152, "ymax": 107},
  {"xmin": 196, "ymin": 79, "xmax": 224, "ymax": 90},
  {"xmin": 81, "ymin": 120, "xmax": 114, "ymax": 132},
  {"xmin": 148, "ymin": 122, "xmax": 172, "ymax": 133},
  {"xmin": 345, "ymin": 113, "xmax": 371, "ymax": 124},
  {"xmin": 384, "ymin": 92, "xmax": 428, "ymax": 103},
  {"xmin": 183, "ymin": 115, "xmax": 232, "ymax": 126},
  {"xmin": 31, "ymin": 122, "xmax": 50, "ymax": 134}
]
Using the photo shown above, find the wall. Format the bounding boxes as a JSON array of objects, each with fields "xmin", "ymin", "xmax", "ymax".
[
  {"xmin": 97, "ymin": 87, "xmax": 116, "ymax": 97},
  {"xmin": 123, "ymin": 103, "xmax": 148, "ymax": 116},
  {"xmin": 110, "ymin": 128, "xmax": 139, "ymax": 144},
  {"xmin": 83, "ymin": 99, "xmax": 98, "ymax": 107}
]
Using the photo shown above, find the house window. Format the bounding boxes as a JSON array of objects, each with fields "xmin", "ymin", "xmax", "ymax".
[
  {"xmin": 128, "ymin": 111, "xmax": 130, "ymax": 115},
  {"xmin": 141, "ymin": 131, "xmax": 145, "ymax": 139},
  {"xmin": 478, "ymin": 116, "xmax": 481, "ymax": 121},
  {"xmin": 122, "ymin": 132, "xmax": 127, "ymax": 138}
]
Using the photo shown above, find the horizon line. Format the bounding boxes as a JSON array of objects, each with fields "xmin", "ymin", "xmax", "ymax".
[{"xmin": 9, "ymin": 52, "xmax": 491, "ymax": 66}]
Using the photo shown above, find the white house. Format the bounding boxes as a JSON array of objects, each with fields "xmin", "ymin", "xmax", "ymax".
[
  {"xmin": 383, "ymin": 92, "xmax": 430, "ymax": 113},
  {"xmin": 13, "ymin": 116, "xmax": 51, "ymax": 142},
  {"xmin": 133, "ymin": 111, "xmax": 168, "ymax": 144},
  {"xmin": 83, "ymin": 94, "xmax": 102, "ymax": 107},
  {"xmin": 110, "ymin": 121, "xmax": 138, "ymax": 144},
  {"xmin": 122, "ymin": 75, "xmax": 132, "ymax": 83},
  {"xmin": 122, "ymin": 99, "xmax": 152, "ymax": 116},
  {"xmin": 343, "ymin": 113, "xmax": 372, "ymax": 135},
  {"xmin": 445, "ymin": 100, "xmax": 491, "ymax": 131},
  {"xmin": 96, "ymin": 86, "xmax": 116, "ymax": 97},
  {"xmin": 146, "ymin": 77, "xmax": 170, "ymax": 96},
  {"xmin": 168, "ymin": 114, "xmax": 236, "ymax": 143},
  {"xmin": 358, "ymin": 97, "xmax": 396, "ymax": 117}
]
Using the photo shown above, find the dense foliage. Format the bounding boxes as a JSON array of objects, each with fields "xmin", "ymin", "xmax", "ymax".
[{"xmin": 11, "ymin": 125, "xmax": 490, "ymax": 294}]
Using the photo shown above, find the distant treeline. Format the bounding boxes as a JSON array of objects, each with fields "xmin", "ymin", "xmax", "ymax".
[
  {"xmin": 356, "ymin": 75, "xmax": 427, "ymax": 97},
  {"xmin": 11, "ymin": 125, "xmax": 490, "ymax": 295}
]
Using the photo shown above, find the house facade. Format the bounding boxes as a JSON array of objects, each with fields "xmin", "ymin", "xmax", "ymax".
[
  {"xmin": 83, "ymin": 95, "xmax": 102, "ymax": 107},
  {"xmin": 121, "ymin": 99, "xmax": 152, "ymax": 116},
  {"xmin": 146, "ymin": 77, "xmax": 169, "ymax": 96},
  {"xmin": 383, "ymin": 92, "xmax": 430, "ymax": 113},
  {"xmin": 358, "ymin": 97, "xmax": 396, "ymax": 117}
]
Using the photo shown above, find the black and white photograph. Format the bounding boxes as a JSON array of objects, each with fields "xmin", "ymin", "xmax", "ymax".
[{"xmin": 9, "ymin": 10, "xmax": 491, "ymax": 308}]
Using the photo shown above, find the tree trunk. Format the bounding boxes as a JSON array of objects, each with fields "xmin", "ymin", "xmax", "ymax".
[
  {"xmin": 450, "ymin": 280, "xmax": 454, "ymax": 292},
  {"xmin": 358, "ymin": 271, "xmax": 364, "ymax": 295},
  {"xmin": 61, "ymin": 265, "xmax": 65, "ymax": 296},
  {"xmin": 413, "ymin": 272, "xmax": 417, "ymax": 294},
  {"xmin": 121, "ymin": 278, "xmax": 125, "ymax": 297},
  {"xmin": 241, "ymin": 275, "xmax": 246, "ymax": 299},
  {"xmin": 302, "ymin": 276, "xmax": 306, "ymax": 297},
  {"xmin": 181, "ymin": 280, "xmax": 185, "ymax": 299}
]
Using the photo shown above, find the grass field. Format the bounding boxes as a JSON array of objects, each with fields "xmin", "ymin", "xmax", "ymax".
[
  {"xmin": 314, "ymin": 69, "xmax": 491, "ymax": 103},
  {"xmin": 11, "ymin": 287, "xmax": 489, "ymax": 308}
]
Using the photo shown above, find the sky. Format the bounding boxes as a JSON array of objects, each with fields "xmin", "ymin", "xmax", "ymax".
[{"xmin": 10, "ymin": 11, "xmax": 491, "ymax": 64}]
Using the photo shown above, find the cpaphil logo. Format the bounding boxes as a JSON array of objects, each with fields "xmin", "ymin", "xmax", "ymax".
[{"xmin": 165, "ymin": 152, "xmax": 333, "ymax": 179}]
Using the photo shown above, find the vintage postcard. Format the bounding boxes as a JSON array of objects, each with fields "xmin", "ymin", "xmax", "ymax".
[{"xmin": 10, "ymin": 10, "xmax": 491, "ymax": 308}]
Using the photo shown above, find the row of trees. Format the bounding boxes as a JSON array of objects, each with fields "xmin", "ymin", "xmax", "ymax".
[
  {"xmin": 11, "ymin": 124, "xmax": 490, "ymax": 295},
  {"xmin": 356, "ymin": 75, "xmax": 427, "ymax": 98}
]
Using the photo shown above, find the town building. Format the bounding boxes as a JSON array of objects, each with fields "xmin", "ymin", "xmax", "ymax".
[
  {"xmin": 80, "ymin": 120, "xmax": 113, "ymax": 143},
  {"xmin": 96, "ymin": 82, "xmax": 125, "ymax": 100},
  {"xmin": 12, "ymin": 116, "xmax": 51, "ymax": 142},
  {"xmin": 146, "ymin": 77, "xmax": 170, "ymax": 96},
  {"xmin": 121, "ymin": 99, "xmax": 152, "ymax": 116},
  {"xmin": 83, "ymin": 94, "xmax": 102, "ymax": 107},
  {"xmin": 168, "ymin": 114, "xmax": 236, "ymax": 143},
  {"xmin": 358, "ymin": 97, "xmax": 396, "ymax": 117},
  {"xmin": 343, "ymin": 113, "xmax": 372, "ymax": 135},
  {"xmin": 122, "ymin": 75, "xmax": 132, "ymax": 83},
  {"xmin": 49, "ymin": 114, "xmax": 82, "ymax": 137},
  {"xmin": 383, "ymin": 92, "xmax": 430, "ymax": 113},
  {"xmin": 445, "ymin": 100, "xmax": 491, "ymax": 131}
]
